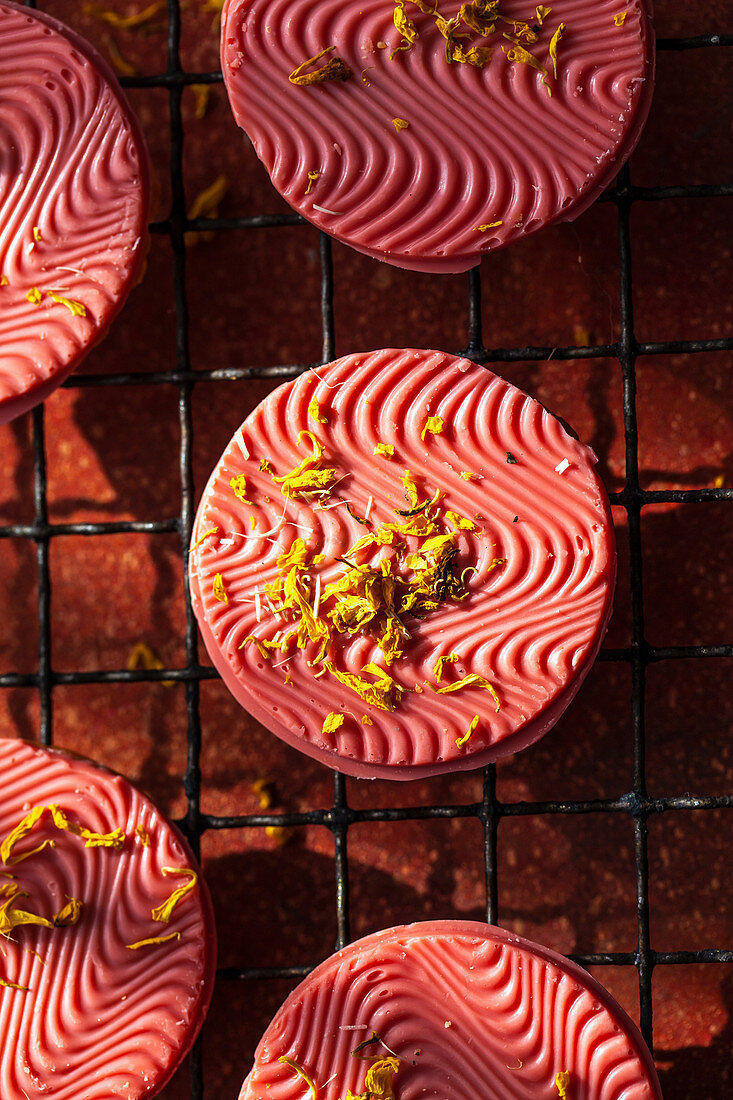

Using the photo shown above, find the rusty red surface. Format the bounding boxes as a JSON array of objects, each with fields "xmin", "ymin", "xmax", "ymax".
[{"xmin": 0, "ymin": 2, "xmax": 731, "ymax": 1099}]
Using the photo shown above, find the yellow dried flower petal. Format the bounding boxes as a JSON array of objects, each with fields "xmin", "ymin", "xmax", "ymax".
[
  {"xmin": 151, "ymin": 867, "xmax": 198, "ymax": 923},
  {"xmin": 325, "ymin": 662, "xmax": 405, "ymax": 712},
  {"xmin": 53, "ymin": 896, "xmax": 83, "ymax": 927},
  {"xmin": 556, "ymin": 1070, "xmax": 571, "ymax": 1099},
  {"xmin": 126, "ymin": 931, "xmax": 182, "ymax": 950},
  {"xmin": 393, "ymin": 117, "xmax": 409, "ymax": 132},
  {"xmin": 614, "ymin": 11, "xmax": 627, "ymax": 26},
  {"xmin": 459, "ymin": 0, "xmax": 497, "ymax": 36},
  {"xmin": 32, "ymin": 226, "xmax": 42, "ymax": 243},
  {"xmin": 445, "ymin": 510, "xmax": 478, "ymax": 531},
  {"xmin": 365, "ymin": 1057, "xmax": 401, "ymax": 1099},
  {"xmin": 536, "ymin": 4, "xmax": 552, "ymax": 24},
  {"xmin": 279, "ymin": 1056, "xmax": 319, "ymax": 1100},
  {"xmin": 135, "ymin": 824, "xmax": 151, "ymax": 847},
  {"xmin": 460, "ymin": 470, "xmax": 478, "ymax": 480},
  {"xmin": 106, "ymin": 37, "xmax": 138, "ymax": 77},
  {"xmin": 0, "ymin": 977, "xmax": 30, "ymax": 992},
  {"xmin": 186, "ymin": 174, "xmax": 228, "ymax": 245},
  {"xmin": 361, "ymin": 714, "xmax": 374, "ymax": 725},
  {"xmin": 453, "ymin": 44, "xmax": 493, "ymax": 66},
  {"xmin": 323, "ymin": 711, "xmax": 345, "ymax": 734},
  {"xmin": 421, "ymin": 415, "xmax": 444, "ymax": 441},
  {"xmin": 83, "ymin": 1, "xmax": 165, "ymax": 29},
  {"xmin": 230, "ymin": 474, "xmax": 252, "ymax": 503},
  {"xmin": 289, "ymin": 46, "xmax": 352, "ymax": 86},
  {"xmin": 277, "ymin": 537, "xmax": 322, "ymax": 571},
  {"xmin": 308, "ymin": 396, "xmax": 327, "ymax": 423},
  {"xmin": 305, "ymin": 171, "xmax": 320, "ymax": 196},
  {"xmin": 488, "ymin": 556, "xmax": 507, "ymax": 572},
  {"xmin": 391, "ymin": 0, "xmax": 418, "ymax": 58},
  {"xmin": 433, "ymin": 653, "xmax": 460, "ymax": 682},
  {"xmin": 266, "ymin": 824, "xmax": 294, "ymax": 845},
  {"xmin": 473, "ymin": 221, "xmax": 503, "ymax": 231},
  {"xmin": 504, "ymin": 40, "xmax": 552, "ymax": 95},
  {"xmin": 374, "ymin": 442, "xmax": 395, "ymax": 458},
  {"xmin": 48, "ymin": 805, "xmax": 125, "ymax": 849},
  {"xmin": 549, "ymin": 22, "xmax": 565, "ymax": 78},
  {"xmin": 1, "ymin": 804, "xmax": 124, "ymax": 866},
  {"xmin": 0, "ymin": 891, "xmax": 55, "ymax": 938},
  {"xmin": 127, "ymin": 641, "xmax": 173, "ymax": 687},
  {"xmin": 434, "ymin": 673, "xmax": 500, "ymax": 711},
  {"xmin": 212, "ymin": 573, "xmax": 228, "ymax": 604},
  {"xmin": 456, "ymin": 714, "xmax": 479, "ymax": 747},
  {"xmin": 26, "ymin": 287, "xmax": 42, "ymax": 306},
  {"xmin": 190, "ymin": 526, "xmax": 219, "ymax": 552},
  {"xmin": 192, "ymin": 83, "xmax": 210, "ymax": 120},
  {"xmin": 47, "ymin": 292, "xmax": 86, "ymax": 317},
  {"xmin": 252, "ymin": 778, "xmax": 272, "ymax": 809},
  {"xmin": 0, "ymin": 275, "xmax": 8, "ymax": 286}
]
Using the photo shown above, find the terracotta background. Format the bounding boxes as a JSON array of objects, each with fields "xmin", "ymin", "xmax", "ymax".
[{"xmin": 0, "ymin": 1, "xmax": 731, "ymax": 1098}]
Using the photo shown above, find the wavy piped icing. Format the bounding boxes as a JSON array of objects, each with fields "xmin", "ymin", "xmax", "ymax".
[
  {"xmin": 0, "ymin": 2, "xmax": 150, "ymax": 423},
  {"xmin": 189, "ymin": 349, "xmax": 615, "ymax": 779},
  {"xmin": 0, "ymin": 739, "xmax": 216, "ymax": 1100},
  {"xmin": 238, "ymin": 922, "xmax": 662, "ymax": 1100},
  {"xmin": 221, "ymin": 0, "xmax": 654, "ymax": 273}
]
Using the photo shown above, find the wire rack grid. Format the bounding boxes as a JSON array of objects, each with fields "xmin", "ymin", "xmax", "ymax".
[{"xmin": 2, "ymin": 1, "xmax": 732, "ymax": 1097}]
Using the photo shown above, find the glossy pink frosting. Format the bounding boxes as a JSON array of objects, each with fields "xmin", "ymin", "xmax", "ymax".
[
  {"xmin": 0, "ymin": 738, "xmax": 216, "ymax": 1100},
  {"xmin": 221, "ymin": 0, "xmax": 654, "ymax": 273},
  {"xmin": 238, "ymin": 921, "xmax": 662, "ymax": 1100},
  {"xmin": 189, "ymin": 349, "xmax": 615, "ymax": 779},
  {"xmin": 0, "ymin": 2, "xmax": 150, "ymax": 424}
]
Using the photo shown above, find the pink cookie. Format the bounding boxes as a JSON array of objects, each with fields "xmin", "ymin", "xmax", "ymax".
[
  {"xmin": 0, "ymin": 738, "xmax": 216, "ymax": 1100},
  {"xmin": 221, "ymin": 0, "xmax": 654, "ymax": 273},
  {"xmin": 237, "ymin": 921, "xmax": 662, "ymax": 1100},
  {"xmin": 0, "ymin": 2, "xmax": 150, "ymax": 424},
  {"xmin": 189, "ymin": 349, "xmax": 615, "ymax": 779}
]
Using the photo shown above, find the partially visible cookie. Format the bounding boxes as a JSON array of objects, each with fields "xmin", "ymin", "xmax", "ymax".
[
  {"xmin": 237, "ymin": 921, "xmax": 663, "ymax": 1100},
  {"xmin": 0, "ymin": 2, "xmax": 150, "ymax": 423},
  {"xmin": 0, "ymin": 738, "xmax": 216, "ymax": 1100},
  {"xmin": 221, "ymin": 0, "xmax": 654, "ymax": 272}
]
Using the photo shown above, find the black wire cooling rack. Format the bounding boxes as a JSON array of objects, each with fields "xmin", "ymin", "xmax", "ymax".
[{"xmin": 2, "ymin": 2, "xmax": 733, "ymax": 1097}]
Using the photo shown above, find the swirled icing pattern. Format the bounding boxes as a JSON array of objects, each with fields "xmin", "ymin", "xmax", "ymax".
[
  {"xmin": 221, "ymin": 0, "xmax": 654, "ymax": 273},
  {"xmin": 0, "ymin": 2, "xmax": 150, "ymax": 424},
  {"xmin": 238, "ymin": 922, "xmax": 662, "ymax": 1100},
  {"xmin": 0, "ymin": 739, "xmax": 216, "ymax": 1100},
  {"xmin": 189, "ymin": 349, "xmax": 615, "ymax": 779}
]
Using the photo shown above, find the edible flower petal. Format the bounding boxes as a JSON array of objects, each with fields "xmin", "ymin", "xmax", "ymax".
[
  {"xmin": 151, "ymin": 867, "xmax": 198, "ymax": 923},
  {"xmin": 456, "ymin": 714, "xmax": 479, "ymax": 747},
  {"xmin": 279, "ymin": 1056, "xmax": 319, "ymax": 1100},
  {"xmin": 420, "ymin": 415, "xmax": 445, "ymax": 441},
  {"xmin": 289, "ymin": 46, "xmax": 353, "ymax": 85},
  {"xmin": 322, "ymin": 711, "xmax": 345, "ymax": 734}
]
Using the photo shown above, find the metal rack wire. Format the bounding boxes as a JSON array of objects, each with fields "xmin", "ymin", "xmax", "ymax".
[{"xmin": 2, "ymin": 2, "xmax": 732, "ymax": 1097}]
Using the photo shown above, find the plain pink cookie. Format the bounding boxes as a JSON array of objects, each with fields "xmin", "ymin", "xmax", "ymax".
[
  {"xmin": 189, "ymin": 349, "xmax": 616, "ymax": 779},
  {"xmin": 237, "ymin": 921, "xmax": 663, "ymax": 1100},
  {"xmin": 0, "ymin": 2, "xmax": 150, "ymax": 424},
  {"xmin": 221, "ymin": 0, "xmax": 654, "ymax": 273},
  {"xmin": 0, "ymin": 738, "xmax": 216, "ymax": 1100}
]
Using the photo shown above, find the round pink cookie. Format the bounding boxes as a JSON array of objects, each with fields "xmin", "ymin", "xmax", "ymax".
[
  {"xmin": 0, "ymin": 738, "xmax": 216, "ymax": 1100},
  {"xmin": 221, "ymin": 0, "xmax": 654, "ymax": 273},
  {"xmin": 189, "ymin": 349, "xmax": 615, "ymax": 779},
  {"xmin": 237, "ymin": 921, "xmax": 662, "ymax": 1100},
  {"xmin": 0, "ymin": 2, "xmax": 150, "ymax": 424}
]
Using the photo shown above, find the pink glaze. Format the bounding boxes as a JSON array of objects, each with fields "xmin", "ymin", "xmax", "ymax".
[
  {"xmin": 0, "ymin": 738, "xmax": 216, "ymax": 1100},
  {"xmin": 0, "ymin": 2, "xmax": 150, "ymax": 424},
  {"xmin": 189, "ymin": 349, "xmax": 616, "ymax": 779},
  {"xmin": 238, "ymin": 921, "xmax": 662, "ymax": 1100},
  {"xmin": 221, "ymin": 0, "xmax": 654, "ymax": 273}
]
